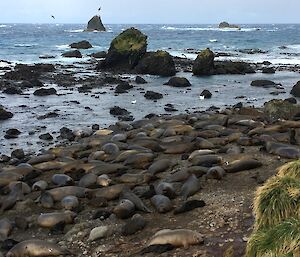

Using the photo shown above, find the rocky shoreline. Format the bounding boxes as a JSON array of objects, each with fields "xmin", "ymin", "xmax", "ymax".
[{"xmin": 0, "ymin": 27, "xmax": 300, "ymax": 257}]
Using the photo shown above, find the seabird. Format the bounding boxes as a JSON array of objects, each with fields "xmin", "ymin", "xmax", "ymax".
[
  {"xmin": 51, "ymin": 15, "xmax": 55, "ymax": 19},
  {"xmin": 98, "ymin": 7, "xmax": 101, "ymax": 11}
]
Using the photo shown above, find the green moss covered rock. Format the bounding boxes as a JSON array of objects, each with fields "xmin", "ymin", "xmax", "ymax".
[
  {"xmin": 264, "ymin": 99, "xmax": 300, "ymax": 122},
  {"xmin": 135, "ymin": 50, "xmax": 176, "ymax": 76},
  {"xmin": 102, "ymin": 27, "xmax": 147, "ymax": 70},
  {"xmin": 192, "ymin": 48, "xmax": 215, "ymax": 76}
]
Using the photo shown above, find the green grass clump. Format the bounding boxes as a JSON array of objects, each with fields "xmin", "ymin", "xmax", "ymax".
[
  {"xmin": 245, "ymin": 218, "xmax": 300, "ymax": 257},
  {"xmin": 253, "ymin": 175, "xmax": 300, "ymax": 229},
  {"xmin": 278, "ymin": 160, "xmax": 300, "ymax": 180}
]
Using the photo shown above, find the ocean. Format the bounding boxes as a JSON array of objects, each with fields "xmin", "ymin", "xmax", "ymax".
[
  {"xmin": 0, "ymin": 23, "xmax": 299, "ymax": 155},
  {"xmin": 0, "ymin": 23, "xmax": 299, "ymax": 65}
]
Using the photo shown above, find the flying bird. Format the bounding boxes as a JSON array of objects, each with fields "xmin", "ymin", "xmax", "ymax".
[
  {"xmin": 98, "ymin": 7, "xmax": 101, "ymax": 11},
  {"xmin": 51, "ymin": 15, "xmax": 55, "ymax": 19}
]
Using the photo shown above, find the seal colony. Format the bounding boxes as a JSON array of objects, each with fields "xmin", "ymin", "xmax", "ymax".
[{"xmin": 0, "ymin": 27, "xmax": 300, "ymax": 256}]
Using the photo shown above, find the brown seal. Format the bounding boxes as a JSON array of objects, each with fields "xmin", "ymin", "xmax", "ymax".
[
  {"xmin": 113, "ymin": 199, "xmax": 135, "ymax": 219},
  {"xmin": 224, "ymin": 159, "xmax": 262, "ymax": 173},
  {"xmin": 180, "ymin": 174, "xmax": 201, "ymax": 200},
  {"xmin": 148, "ymin": 159, "xmax": 173, "ymax": 175},
  {"xmin": 151, "ymin": 195, "xmax": 173, "ymax": 213},
  {"xmin": 37, "ymin": 211, "xmax": 76, "ymax": 228},
  {"xmin": 47, "ymin": 186, "xmax": 91, "ymax": 201}
]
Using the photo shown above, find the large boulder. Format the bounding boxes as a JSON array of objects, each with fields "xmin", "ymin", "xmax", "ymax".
[
  {"xmin": 135, "ymin": 50, "xmax": 176, "ymax": 77},
  {"xmin": 219, "ymin": 21, "xmax": 240, "ymax": 30},
  {"xmin": 70, "ymin": 40, "xmax": 92, "ymax": 49},
  {"xmin": 144, "ymin": 91, "xmax": 163, "ymax": 100},
  {"xmin": 264, "ymin": 99, "xmax": 300, "ymax": 122},
  {"xmin": 164, "ymin": 77, "xmax": 191, "ymax": 87},
  {"xmin": 214, "ymin": 61, "xmax": 255, "ymax": 75},
  {"xmin": 251, "ymin": 80, "xmax": 281, "ymax": 88},
  {"xmin": 85, "ymin": 15, "xmax": 106, "ymax": 32},
  {"xmin": 192, "ymin": 48, "xmax": 215, "ymax": 76},
  {"xmin": 62, "ymin": 50, "xmax": 82, "ymax": 58},
  {"xmin": 90, "ymin": 51, "xmax": 107, "ymax": 59},
  {"xmin": 100, "ymin": 28, "xmax": 147, "ymax": 71},
  {"xmin": 0, "ymin": 107, "xmax": 13, "ymax": 120},
  {"xmin": 291, "ymin": 81, "xmax": 300, "ymax": 97},
  {"xmin": 33, "ymin": 88, "xmax": 57, "ymax": 96}
]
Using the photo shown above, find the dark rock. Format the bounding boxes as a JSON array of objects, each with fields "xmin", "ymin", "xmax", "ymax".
[
  {"xmin": 233, "ymin": 102, "xmax": 243, "ymax": 109},
  {"xmin": 62, "ymin": 50, "xmax": 82, "ymax": 58},
  {"xmin": 3, "ymin": 86, "xmax": 22, "ymax": 95},
  {"xmin": 33, "ymin": 88, "xmax": 57, "ymax": 96},
  {"xmin": 60, "ymin": 127, "xmax": 75, "ymax": 141},
  {"xmin": 262, "ymin": 67, "xmax": 275, "ymax": 74},
  {"xmin": 78, "ymin": 85, "xmax": 93, "ymax": 93},
  {"xmin": 1, "ymin": 239, "xmax": 19, "ymax": 251},
  {"xmin": 135, "ymin": 76, "xmax": 147, "ymax": 84},
  {"xmin": 0, "ymin": 107, "xmax": 13, "ymax": 120},
  {"xmin": 135, "ymin": 50, "xmax": 176, "ymax": 76},
  {"xmin": 92, "ymin": 124, "xmax": 100, "ymax": 130},
  {"xmin": 200, "ymin": 89, "xmax": 212, "ymax": 99},
  {"xmin": 250, "ymin": 80, "xmax": 280, "ymax": 88},
  {"xmin": 100, "ymin": 28, "xmax": 147, "ymax": 70},
  {"xmin": 284, "ymin": 97, "xmax": 297, "ymax": 104},
  {"xmin": 4, "ymin": 128, "xmax": 21, "ymax": 139},
  {"xmin": 239, "ymin": 49, "xmax": 268, "ymax": 54},
  {"xmin": 164, "ymin": 77, "xmax": 191, "ymax": 87},
  {"xmin": 90, "ymin": 51, "xmax": 107, "ymax": 59},
  {"xmin": 144, "ymin": 91, "xmax": 163, "ymax": 100},
  {"xmin": 214, "ymin": 61, "xmax": 255, "ymax": 75},
  {"xmin": 141, "ymin": 244, "xmax": 175, "ymax": 254},
  {"xmin": 264, "ymin": 99, "xmax": 300, "ymax": 122},
  {"xmin": 192, "ymin": 48, "xmax": 215, "ymax": 76},
  {"xmin": 262, "ymin": 61, "xmax": 272, "ymax": 66},
  {"xmin": 39, "ymin": 133, "xmax": 53, "ymax": 141},
  {"xmin": 0, "ymin": 155, "xmax": 10, "ymax": 163},
  {"xmin": 93, "ymin": 209, "xmax": 111, "ymax": 220},
  {"xmin": 219, "ymin": 21, "xmax": 240, "ymax": 29},
  {"xmin": 39, "ymin": 55, "xmax": 56, "ymax": 59},
  {"xmin": 20, "ymin": 79, "xmax": 44, "ymax": 89},
  {"xmin": 115, "ymin": 82, "xmax": 133, "ymax": 94},
  {"xmin": 70, "ymin": 40, "xmax": 92, "ymax": 49},
  {"xmin": 291, "ymin": 81, "xmax": 300, "ymax": 97},
  {"xmin": 85, "ymin": 15, "xmax": 106, "ymax": 32},
  {"xmin": 37, "ymin": 112, "xmax": 59, "ymax": 120},
  {"xmin": 110, "ymin": 106, "xmax": 130, "ymax": 116},
  {"xmin": 11, "ymin": 149, "xmax": 25, "ymax": 159}
]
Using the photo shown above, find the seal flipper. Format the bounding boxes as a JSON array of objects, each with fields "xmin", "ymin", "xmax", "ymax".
[{"xmin": 140, "ymin": 244, "xmax": 175, "ymax": 255}]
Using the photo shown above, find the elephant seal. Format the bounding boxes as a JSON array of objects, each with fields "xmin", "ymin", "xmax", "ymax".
[
  {"xmin": 189, "ymin": 155, "xmax": 222, "ymax": 167},
  {"xmin": 117, "ymin": 172, "xmax": 153, "ymax": 184},
  {"xmin": 37, "ymin": 211, "xmax": 76, "ymax": 228},
  {"xmin": 39, "ymin": 192, "xmax": 54, "ymax": 209},
  {"xmin": 101, "ymin": 143, "xmax": 120, "ymax": 155},
  {"xmin": 0, "ymin": 218, "xmax": 12, "ymax": 241},
  {"xmin": 47, "ymin": 186, "xmax": 90, "ymax": 201},
  {"xmin": 265, "ymin": 141, "xmax": 300, "ymax": 159},
  {"xmin": 206, "ymin": 166, "xmax": 225, "ymax": 180},
  {"xmin": 148, "ymin": 229, "xmax": 204, "ymax": 248},
  {"xmin": 51, "ymin": 174, "xmax": 73, "ymax": 186},
  {"xmin": 78, "ymin": 173, "xmax": 97, "ymax": 188},
  {"xmin": 224, "ymin": 159, "xmax": 262, "ymax": 173},
  {"xmin": 188, "ymin": 150, "xmax": 215, "ymax": 161},
  {"xmin": 97, "ymin": 174, "xmax": 112, "ymax": 187},
  {"xmin": 180, "ymin": 174, "xmax": 201, "ymax": 200},
  {"xmin": 151, "ymin": 195, "xmax": 173, "ymax": 213},
  {"xmin": 61, "ymin": 196, "xmax": 79, "ymax": 211},
  {"xmin": 121, "ymin": 190, "xmax": 151, "ymax": 213},
  {"xmin": 174, "ymin": 200, "xmax": 206, "ymax": 215},
  {"xmin": 148, "ymin": 159, "xmax": 173, "ymax": 175},
  {"xmin": 32, "ymin": 181, "xmax": 48, "ymax": 191},
  {"xmin": 124, "ymin": 153, "xmax": 155, "ymax": 169},
  {"xmin": 166, "ymin": 169, "xmax": 190, "ymax": 183},
  {"xmin": 6, "ymin": 239, "xmax": 70, "ymax": 257},
  {"xmin": 8, "ymin": 182, "xmax": 31, "ymax": 195},
  {"xmin": 27, "ymin": 154, "xmax": 56, "ymax": 165},
  {"xmin": 155, "ymin": 182, "xmax": 177, "ymax": 199},
  {"xmin": 113, "ymin": 199, "xmax": 135, "ymax": 219},
  {"xmin": 1, "ymin": 183, "xmax": 24, "ymax": 212},
  {"xmin": 121, "ymin": 214, "xmax": 147, "ymax": 236}
]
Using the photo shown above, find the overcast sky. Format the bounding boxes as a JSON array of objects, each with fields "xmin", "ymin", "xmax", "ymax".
[{"xmin": 0, "ymin": 0, "xmax": 299, "ymax": 24}]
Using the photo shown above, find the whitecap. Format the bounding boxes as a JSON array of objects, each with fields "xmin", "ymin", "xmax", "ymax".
[
  {"xmin": 14, "ymin": 43, "xmax": 38, "ymax": 48},
  {"xmin": 65, "ymin": 29, "xmax": 83, "ymax": 33},
  {"xmin": 0, "ymin": 25, "xmax": 8, "ymax": 28},
  {"xmin": 161, "ymin": 26, "xmax": 261, "ymax": 32},
  {"xmin": 55, "ymin": 44, "xmax": 70, "ymax": 49},
  {"xmin": 209, "ymin": 39, "xmax": 218, "ymax": 43}
]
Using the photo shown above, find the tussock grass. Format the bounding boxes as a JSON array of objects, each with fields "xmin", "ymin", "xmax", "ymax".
[
  {"xmin": 245, "ymin": 218, "xmax": 300, "ymax": 257},
  {"xmin": 253, "ymin": 175, "xmax": 300, "ymax": 229},
  {"xmin": 277, "ymin": 160, "xmax": 300, "ymax": 179}
]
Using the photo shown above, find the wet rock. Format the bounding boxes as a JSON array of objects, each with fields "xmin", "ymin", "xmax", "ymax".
[
  {"xmin": 291, "ymin": 81, "xmax": 300, "ymax": 97},
  {"xmin": 135, "ymin": 50, "xmax": 176, "ymax": 76},
  {"xmin": 39, "ymin": 133, "xmax": 53, "ymax": 141},
  {"xmin": 39, "ymin": 55, "xmax": 56, "ymax": 59},
  {"xmin": 100, "ymin": 27, "xmax": 147, "ymax": 70},
  {"xmin": 20, "ymin": 79, "xmax": 44, "ymax": 89},
  {"xmin": 90, "ymin": 51, "xmax": 107, "ymax": 58},
  {"xmin": 110, "ymin": 106, "xmax": 130, "ymax": 116},
  {"xmin": 33, "ymin": 88, "xmax": 57, "ymax": 96},
  {"xmin": 11, "ymin": 148, "xmax": 25, "ymax": 159},
  {"xmin": 219, "ymin": 21, "xmax": 240, "ymax": 29},
  {"xmin": 0, "ymin": 107, "xmax": 13, "ymax": 120},
  {"xmin": 85, "ymin": 15, "xmax": 106, "ymax": 32},
  {"xmin": 115, "ymin": 82, "xmax": 133, "ymax": 94},
  {"xmin": 284, "ymin": 97, "xmax": 297, "ymax": 104},
  {"xmin": 144, "ymin": 91, "xmax": 163, "ymax": 100},
  {"xmin": 164, "ymin": 77, "xmax": 191, "ymax": 87},
  {"xmin": 135, "ymin": 76, "xmax": 147, "ymax": 84},
  {"xmin": 250, "ymin": 80, "xmax": 280, "ymax": 88},
  {"xmin": 70, "ymin": 40, "xmax": 92, "ymax": 49},
  {"xmin": 62, "ymin": 50, "xmax": 82, "ymax": 58},
  {"xmin": 193, "ymin": 48, "xmax": 215, "ymax": 76},
  {"xmin": 4, "ymin": 129, "xmax": 21, "ymax": 139},
  {"xmin": 37, "ymin": 112, "xmax": 59, "ymax": 120},
  {"xmin": 3, "ymin": 86, "xmax": 22, "ymax": 95},
  {"xmin": 264, "ymin": 99, "xmax": 300, "ymax": 122},
  {"xmin": 200, "ymin": 89, "xmax": 212, "ymax": 99},
  {"xmin": 60, "ymin": 127, "xmax": 75, "ymax": 141},
  {"xmin": 262, "ymin": 67, "xmax": 275, "ymax": 74},
  {"xmin": 214, "ymin": 61, "xmax": 255, "ymax": 75}
]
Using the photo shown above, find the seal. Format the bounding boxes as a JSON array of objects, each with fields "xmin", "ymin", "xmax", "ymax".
[
  {"xmin": 121, "ymin": 214, "xmax": 146, "ymax": 236},
  {"xmin": 37, "ymin": 211, "xmax": 76, "ymax": 228},
  {"xmin": 28, "ymin": 154, "xmax": 56, "ymax": 165},
  {"xmin": 180, "ymin": 174, "xmax": 201, "ymax": 200},
  {"xmin": 6, "ymin": 239, "xmax": 70, "ymax": 257},
  {"xmin": 31, "ymin": 180, "xmax": 48, "ymax": 191},
  {"xmin": 121, "ymin": 189, "xmax": 152, "ymax": 213},
  {"xmin": 39, "ymin": 191, "xmax": 54, "ymax": 209},
  {"xmin": 206, "ymin": 166, "xmax": 225, "ymax": 180},
  {"xmin": 189, "ymin": 154, "xmax": 222, "ymax": 167},
  {"xmin": 8, "ymin": 182, "xmax": 31, "ymax": 195},
  {"xmin": 225, "ymin": 159, "xmax": 262, "ymax": 173},
  {"xmin": 148, "ymin": 159, "xmax": 173, "ymax": 175},
  {"xmin": 1, "ymin": 183, "xmax": 24, "ymax": 212},
  {"xmin": 151, "ymin": 195, "xmax": 173, "ymax": 213},
  {"xmin": 0, "ymin": 218, "xmax": 12, "ymax": 241},
  {"xmin": 117, "ymin": 172, "xmax": 153, "ymax": 184},
  {"xmin": 47, "ymin": 186, "xmax": 91, "ymax": 201},
  {"xmin": 124, "ymin": 153, "xmax": 155, "ymax": 169},
  {"xmin": 92, "ymin": 184, "xmax": 128, "ymax": 201},
  {"xmin": 166, "ymin": 169, "xmax": 190, "ymax": 183},
  {"xmin": 51, "ymin": 174, "xmax": 73, "ymax": 186},
  {"xmin": 61, "ymin": 196, "xmax": 79, "ymax": 211},
  {"xmin": 78, "ymin": 173, "xmax": 98, "ymax": 188},
  {"xmin": 173, "ymin": 200, "xmax": 206, "ymax": 215},
  {"xmin": 148, "ymin": 229, "xmax": 204, "ymax": 248},
  {"xmin": 113, "ymin": 199, "xmax": 135, "ymax": 219},
  {"xmin": 101, "ymin": 143, "xmax": 120, "ymax": 156},
  {"xmin": 155, "ymin": 182, "xmax": 177, "ymax": 199},
  {"xmin": 97, "ymin": 174, "xmax": 112, "ymax": 187}
]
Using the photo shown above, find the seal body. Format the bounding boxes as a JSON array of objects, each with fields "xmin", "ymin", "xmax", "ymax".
[{"xmin": 151, "ymin": 195, "xmax": 173, "ymax": 213}]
